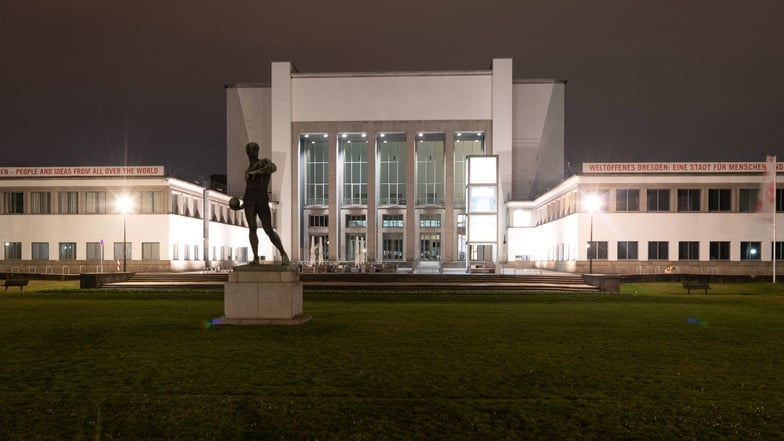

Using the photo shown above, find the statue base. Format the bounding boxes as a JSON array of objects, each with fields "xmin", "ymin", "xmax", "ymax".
[{"xmin": 220, "ymin": 266, "xmax": 311, "ymax": 326}]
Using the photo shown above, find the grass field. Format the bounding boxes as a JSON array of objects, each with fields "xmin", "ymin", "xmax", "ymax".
[{"xmin": 1, "ymin": 283, "xmax": 783, "ymax": 440}]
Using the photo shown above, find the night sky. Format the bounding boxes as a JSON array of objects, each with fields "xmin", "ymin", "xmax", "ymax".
[{"xmin": 2, "ymin": 0, "xmax": 782, "ymax": 181}]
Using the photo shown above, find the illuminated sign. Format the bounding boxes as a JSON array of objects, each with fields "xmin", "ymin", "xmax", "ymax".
[
  {"xmin": 0, "ymin": 166, "xmax": 165, "ymax": 178},
  {"xmin": 582, "ymin": 162, "xmax": 782, "ymax": 174}
]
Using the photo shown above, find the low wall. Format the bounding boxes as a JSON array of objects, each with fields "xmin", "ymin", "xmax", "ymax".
[{"xmin": 79, "ymin": 272, "xmax": 135, "ymax": 289}]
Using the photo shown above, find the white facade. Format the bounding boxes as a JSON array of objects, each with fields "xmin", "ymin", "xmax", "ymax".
[
  {"xmin": 0, "ymin": 167, "xmax": 280, "ymax": 274},
  {"xmin": 507, "ymin": 161, "xmax": 783, "ymax": 275},
  {"xmin": 226, "ymin": 59, "xmax": 565, "ymax": 266}
]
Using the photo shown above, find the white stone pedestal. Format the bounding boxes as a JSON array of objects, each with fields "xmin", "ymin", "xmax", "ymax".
[{"xmin": 221, "ymin": 267, "xmax": 311, "ymax": 326}]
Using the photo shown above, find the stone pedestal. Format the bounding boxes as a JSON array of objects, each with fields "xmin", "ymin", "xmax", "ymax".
[{"xmin": 221, "ymin": 266, "xmax": 311, "ymax": 325}]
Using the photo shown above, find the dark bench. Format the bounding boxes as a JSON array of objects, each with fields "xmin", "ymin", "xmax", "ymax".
[
  {"xmin": 3, "ymin": 279, "xmax": 29, "ymax": 291},
  {"xmin": 682, "ymin": 281, "xmax": 710, "ymax": 294}
]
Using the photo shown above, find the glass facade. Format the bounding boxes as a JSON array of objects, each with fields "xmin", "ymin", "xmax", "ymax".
[
  {"xmin": 453, "ymin": 132, "xmax": 483, "ymax": 207},
  {"xmin": 303, "ymin": 135, "xmax": 329, "ymax": 206},
  {"xmin": 340, "ymin": 134, "xmax": 368, "ymax": 206},
  {"xmin": 378, "ymin": 134, "xmax": 406, "ymax": 205},
  {"xmin": 416, "ymin": 134, "xmax": 444, "ymax": 205}
]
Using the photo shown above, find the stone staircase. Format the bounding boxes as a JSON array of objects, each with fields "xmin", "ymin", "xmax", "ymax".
[{"xmin": 100, "ymin": 271, "xmax": 599, "ymax": 292}]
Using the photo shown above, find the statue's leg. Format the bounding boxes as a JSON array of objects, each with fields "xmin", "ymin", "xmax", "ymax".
[
  {"xmin": 260, "ymin": 200, "xmax": 289, "ymax": 263},
  {"xmin": 245, "ymin": 205, "xmax": 260, "ymax": 264}
]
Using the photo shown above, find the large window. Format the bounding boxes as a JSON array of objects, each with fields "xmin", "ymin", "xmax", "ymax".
[
  {"xmin": 739, "ymin": 188, "xmax": 759, "ymax": 212},
  {"xmin": 454, "ymin": 132, "xmax": 483, "ymax": 206},
  {"xmin": 587, "ymin": 241, "xmax": 608, "ymax": 259},
  {"xmin": 31, "ymin": 192, "xmax": 51, "ymax": 214},
  {"xmin": 308, "ymin": 215, "xmax": 328, "ymax": 227},
  {"xmin": 4, "ymin": 192, "xmax": 23, "ymax": 214},
  {"xmin": 382, "ymin": 233, "xmax": 403, "ymax": 260},
  {"xmin": 378, "ymin": 134, "xmax": 406, "ymax": 205},
  {"xmin": 678, "ymin": 241, "xmax": 699, "ymax": 260},
  {"xmin": 382, "ymin": 214, "xmax": 404, "ymax": 228},
  {"xmin": 85, "ymin": 191, "xmax": 106, "ymax": 214},
  {"xmin": 617, "ymin": 241, "xmax": 638, "ymax": 259},
  {"xmin": 648, "ymin": 241, "xmax": 668, "ymax": 260},
  {"xmin": 303, "ymin": 135, "xmax": 329, "ymax": 206},
  {"xmin": 4, "ymin": 242, "xmax": 21, "ymax": 260},
  {"xmin": 708, "ymin": 189, "xmax": 731, "ymax": 212},
  {"xmin": 420, "ymin": 214, "xmax": 441, "ymax": 228},
  {"xmin": 141, "ymin": 191, "xmax": 163, "ymax": 213},
  {"xmin": 114, "ymin": 242, "xmax": 132, "ymax": 261},
  {"xmin": 709, "ymin": 241, "xmax": 730, "ymax": 260},
  {"xmin": 59, "ymin": 191, "xmax": 78, "ymax": 214},
  {"xmin": 741, "ymin": 241, "xmax": 761, "ymax": 260},
  {"xmin": 340, "ymin": 134, "xmax": 368, "ymax": 205},
  {"xmin": 142, "ymin": 242, "xmax": 160, "ymax": 260},
  {"xmin": 616, "ymin": 189, "xmax": 640, "ymax": 211},
  {"xmin": 647, "ymin": 189, "xmax": 670, "ymax": 212},
  {"xmin": 677, "ymin": 189, "xmax": 700, "ymax": 212},
  {"xmin": 86, "ymin": 242, "xmax": 102, "ymax": 260},
  {"xmin": 32, "ymin": 242, "xmax": 49, "ymax": 260},
  {"xmin": 59, "ymin": 242, "xmax": 76, "ymax": 260},
  {"xmin": 345, "ymin": 214, "xmax": 367, "ymax": 228},
  {"xmin": 416, "ymin": 134, "xmax": 445, "ymax": 205}
]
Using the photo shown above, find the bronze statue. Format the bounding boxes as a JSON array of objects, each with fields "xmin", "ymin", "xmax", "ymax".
[{"xmin": 230, "ymin": 142, "xmax": 289, "ymax": 264}]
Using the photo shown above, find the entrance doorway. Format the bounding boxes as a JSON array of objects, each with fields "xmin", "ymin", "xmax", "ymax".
[{"xmin": 420, "ymin": 233, "xmax": 441, "ymax": 261}]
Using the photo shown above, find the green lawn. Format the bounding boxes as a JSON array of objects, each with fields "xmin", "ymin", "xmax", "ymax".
[{"xmin": 1, "ymin": 286, "xmax": 783, "ymax": 440}]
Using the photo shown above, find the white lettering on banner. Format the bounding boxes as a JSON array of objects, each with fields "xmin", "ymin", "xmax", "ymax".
[
  {"xmin": 0, "ymin": 166, "xmax": 166, "ymax": 177},
  {"xmin": 582, "ymin": 162, "xmax": 781, "ymax": 174}
]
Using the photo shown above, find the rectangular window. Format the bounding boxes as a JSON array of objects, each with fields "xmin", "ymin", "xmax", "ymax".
[
  {"xmin": 420, "ymin": 214, "xmax": 441, "ymax": 228},
  {"xmin": 113, "ymin": 242, "xmax": 132, "ymax": 261},
  {"xmin": 646, "ymin": 189, "xmax": 670, "ymax": 212},
  {"xmin": 382, "ymin": 214, "xmax": 404, "ymax": 228},
  {"xmin": 308, "ymin": 215, "xmax": 328, "ymax": 227},
  {"xmin": 171, "ymin": 193, "xmax": 180, "ymax": 214},
  {"xmin": 454, "ymin": 132, "xmax": 484, "ymax": 206},
  {"xmin": 416, "ymin": 134, "xmax": 445, "ymax": 205},
  {"xmin": 59, "ymin": 242, "xmax": 76, "ymax": 260},
  {"xmin": 382, "ymin": 233, "xmax": 404, "ymax": 260},
  {"xmin": 617, "ymin": 241, "xmax": 638, "ymax": 260},
  {"xmin": 677, "ymin": 189, "xmax": 700, "ymax": 212},
  {"xmin": 172, "ymin": 244, "xmax": 180, "ymax": 260},
  {"xmin": 86, "ymin": 242, "xmax": 102, "ymax": 260},
  {"xmin": 777, "ymin": 188, "xmax": 784, "ymax": 212},
  {"xmin": 741, "ymin": 241, "xmax": 761, "ymax": 260},
  {"xmin": 587, "ymin": 241, "xmax": 608, "ymax": 259},
  {"xmin": 378, "ymin": 134, "xmax": 407, "ymax": 205},
  {"xmin": 4, "ymin": 242, "xmax": 22, "ymax": 260},
  {"xmin": 141, "ymin": 191, "xmax": 163, "ymax": 213},
  {"xmin": 774, "ymin": 241, "xmax": 784, "ymax": 261},
  {"xmin": 4, "ymin": 192, "xmax": 24, "ymax": 214},
  {"xmin": 648, "ymin": 241, "xmax": 668, "ymax": 260},
  {"xmin": 84, "ymin": 191, "xmax": 106, "ymax": 214},
  {"xmin": 32, "ymin": 242, "xmax": 49, "ymax": 260},
  {"xmin": 615, "ymin": 189, "xmax": 640, "ymax": 211},
  {"xmin": 31, "ymin": 192, "xmax": 51, "ymax": 214},
  {"xmin": 678, "ymin": 241, "xmax": 699, "ymax": 260},
  {"xmin": 302, "ymin": 135, "xmax": 330, "ymax": 206},
  {"xmin": 142, "ymin": 242, "xmax": 160, "ymax": 260},
  {"xmin": 340, "ymin": 134, "xmax": 368, "ymax": 206},
  {"xmin": 739, "ymin": 188, "xmax": 759, "ymax": 212},
  {"xmin": 709, "ymin": 241, "xmax": 730, "ymax": 260},
  {"xmin": 345, "ymin": 214, "xmax": 367, "ymax": 228},
  {"xmin": 708, "ymin": 189, "xmax": 731, "ymax": 212},
  {"xmin": 59, "ymin": 191, "xmax": 78, "ymax": 214}
]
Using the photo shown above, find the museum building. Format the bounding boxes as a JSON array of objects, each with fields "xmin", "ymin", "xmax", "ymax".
[{"xmin": 2, "ymin": 59, "xmax": 782, "ymax": 276}]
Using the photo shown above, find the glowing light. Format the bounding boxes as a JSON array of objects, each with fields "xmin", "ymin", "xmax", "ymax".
[
  {"xmin": 583, "ymin": 194, "xmax": 603, "ymax": 213},
  {"xmin": 115, "ymin": 195, "xmax": 133, "ymax": 213}
]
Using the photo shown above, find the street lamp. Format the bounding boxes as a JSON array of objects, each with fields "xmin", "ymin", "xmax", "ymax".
[
  {"xmin": 583, "ymin": 193, "xmax": 603, "ymax": 274},
  {"xmin": 116, "ymin": 195, "xmax": 133, "ymax": 272}
]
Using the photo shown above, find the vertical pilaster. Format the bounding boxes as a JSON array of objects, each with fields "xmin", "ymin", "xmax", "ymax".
[
  {"xmin": 444, "ymin": 131, "xmax": 455, "ymax": 261},
  {"xmin": 406, "ymin": 130, "xmax": 417, "ymax": 261},
  {"xmin": 328, "ymin": 131, "xmax": 339, "ymax": 261},
  {"xmin": 366, "ymin": 131, "xmax": 377, "ymax": 262}
]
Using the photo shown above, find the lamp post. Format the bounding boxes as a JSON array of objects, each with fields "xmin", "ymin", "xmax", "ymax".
[
  {"xmin": 116, "ymin": 195, "xmax": 133, "ymax": 272},
  {"xmin": 583, "ymin": 194, "xmax": 603, "ymax": 274}
]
